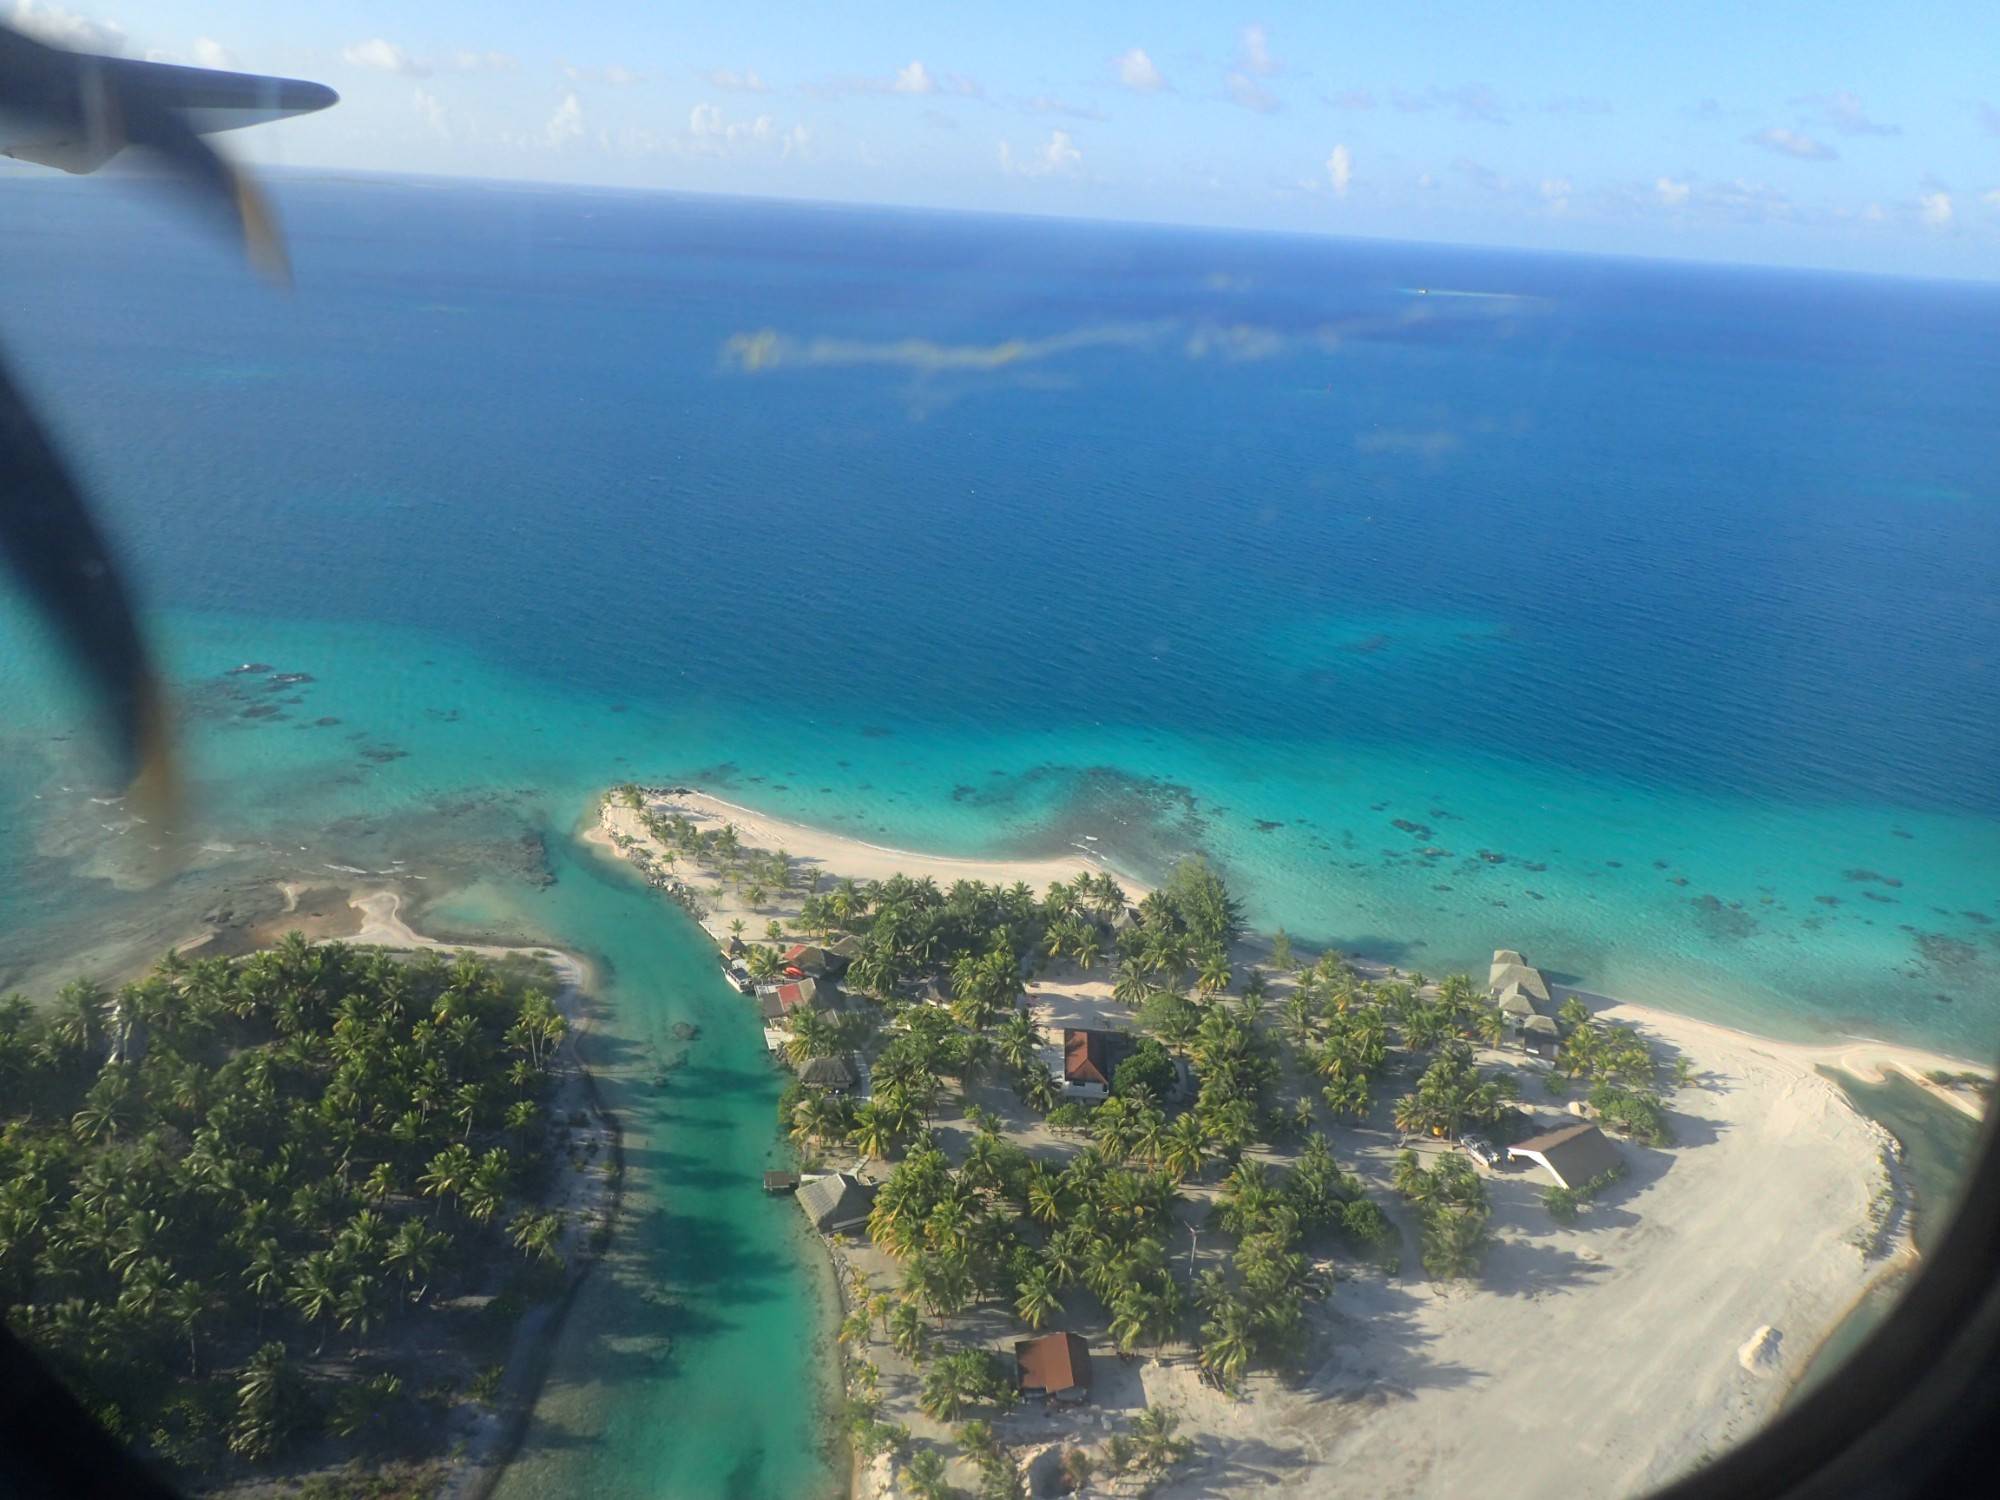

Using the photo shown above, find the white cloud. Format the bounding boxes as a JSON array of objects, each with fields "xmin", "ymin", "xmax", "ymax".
[
  {"xmin": 1452, "ymin": 158, "xmax": 1511, "ymax": 193},
  {"xmin": 1326, "ymin": 144, "xmax": 1352, "ymax": 195},
  {"xmin": 191, "ymin": 38, "xmax": 237, "ymax": 70},
  {"xmin": 894, "ymin": 60, "xmax": 937, "ymax": 95},
  {"xmin": 445, "ymin": 50, "xmax": 516, "ymax": 74},
  {"xmin": 1705, "ymin": 179, "xmax": 1794, "ymax": 222},
  {"xmin": 1745, "ymin": 126, "xmax": 1837, "ymax": 161},
  {"xmin": 564, "ymin": 61, "xmax": 643, "ymax": 86},
  {"xmin": 1540, "ymin": 177, "xmax": 1572, "ymax": 209},
  {"xmin": 704, "ymin": 67, "xmax": 767, "ymax": 92},
  {"xmin": 545, "ymin": 93, "xmax": 584, "ymax": 147},
  {"xmin": 998, "ymin": 128, "xmax": 1082, "ymax": 178},
  {"xmin": 1983, "ymin": 187, "xmax": 2000, "ymax": 207},
  {"xmin": 1656, "ymin": 176, "xmax": 1693, "ymax": 207},
  {"xmin": 1025, "ymin": 95, "xmax": 1108, "ymax": 121},
  {"xmin": 343, "ymin": 39, "xmax": 427, "ymax": 77},
  {"xmin": 9, "ymin": 2, "xmax": 123, "ymax": 52},
  {"xmin": 1115, "ymin": 47, "xmax": 1163, "ymax": 92},
  {"xmin": 1239, "ymin": 25, "xmax": 1279, "ymax": 76},
  {"xmin": 1809, "ymin": 91, "xmax": 1899, "ymax": 137},
  {"xmin": 1436, "ymin": 83, "xmax": 1506, "ymax": 125},
  {"xmin": 1227, "ymin": 74, "xmax": 1282, "ymax": 114},
  {"xmin": 1860, "ymin": 203, "xmax": 1886, "ymax": 224},
  {"xmin": 1919, "ymin": 188, "xmax": 1954, "ymax": 229},
  {"xmin": 413, "ymin": 88, "xmax": 447, "ymax": 138},
  {"xmin": 1329, "ymin": 88, "xmax": 1374, "ymax": 110},
  {"xmin": 685, "ymin": 103, "xmax": 806, "ymax": 157}
]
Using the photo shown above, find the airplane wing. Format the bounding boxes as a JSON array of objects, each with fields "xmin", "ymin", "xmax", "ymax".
[{"xmin": 0, "ymin": 36, "xmax": 338, "ymax": 174}]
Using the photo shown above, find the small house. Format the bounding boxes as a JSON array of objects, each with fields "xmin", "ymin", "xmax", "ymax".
[
  {"xmin": 1496, "ymin": 987, "xmax": 1540, "ymax": 1024},
  {"xmin": 1489, "ymin": 961, "xmax": 1551, "ymax": 1004},
  {"xmin": 763, "ymin": 1170, "xmax": 800, "ymax": 1194},
  {"xmin": 797, "ymin": 1173, "xmax": 876, "ymax": 1234},
  {"xmin": 1521, "ymin": 1013, "xmax": 1561, "ymax": 1058},
  {"xmin": 1506, "ymin": 1122, "xmax": 1623, "ymax": 1189},
  {"xmin": 797, "ymin": 1055, "xmax": 855, "ymax": 1090},
  {"xmin": 782, "ymin": 944, "xmax": 831, "ymax": 977},
  {"xmin": 1062, "ymin": 1028, "xmax": 1119, "ymax": 1101},
  {"xmin": 1016, "ymin": 1331, "xmax": 1093, "ymax": 1402}
]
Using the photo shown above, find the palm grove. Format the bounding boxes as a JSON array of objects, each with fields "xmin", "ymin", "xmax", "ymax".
[
  {"xmin": 0, "ymin": 936, "xmax": 573, "ymax": 1479},
  {"xmin": 749, "ymin": 842, "xmax": 1663, "ymax": 1399}
]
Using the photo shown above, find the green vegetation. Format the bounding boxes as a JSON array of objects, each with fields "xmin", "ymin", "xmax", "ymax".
[
  {"xmin": 0, "ymin": 937, "xmax": 573, "ymax": 1480},
  {"xmin": 1542, "ymin": 1164, "xmax": 1628, "ymax": 1225},
  {"xmin": 1391, "ymin": 1150, "xmax": 1491, "ymax": 1280}
]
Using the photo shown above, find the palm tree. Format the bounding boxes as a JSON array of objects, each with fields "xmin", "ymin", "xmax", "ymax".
[
  {"xmin": 286, "ymin": 1250, "xmax": 343, "ymax": 1352},
  {"xmin": 785, "ymin": 1008, "xmax": 837, "ymax": 1065},
  {"xmin": 850, "ymin": 1103, "xmax": 897, "ymax": 1161},
  {"xmin": 995, "ymin": 1010, "xmax": 1044, "ymax": 1074},
  {"xmin": 901, "ymin": 1449, "xmax": 950, "ymax": 1500},
  {"xmin": 1112, "ymin": 959, "xmax": 1151, "ymax": 1006},
  {"xmin": 1390, "ymin": 1149, "xmax": 1433, "ymax": 1202},
  {"xmin": 1025, "ymin": 1164, "xmax": 1064, "ymax": 1224},
  {"xmin": 1160, "ymin": 1113, "xmax": 1208, "ymax": 1183},
  {"xmin": 419, "ymin": 1143, "xmax": 476, "ymax": 1213},
  {"xmin": 386, "ymin": 1218, "xmax": 449, "ymax": 1304},
  {"xmin": 1019, "ymin": 1066, "xmax": 1060, "ymax": 1114},
  {"xmin": 1421, "ymin": 1206, "xmax": 1489, "ymax": 1280},
  {"xmin": 1015, "ymin": 1267, "xmax": 1062, "ymax": 1329},
  {"xmin": 1198, "ymin": 1297, "xmax": 1255, "ymax": 1391},
  {"xmin": 888, "ymin": 1301, "xmax": 928, "ymax": 1362},
  {"xmin": 1196, "ymin": 952, "xmax": 1233, "ymax": 997},
  {"xmin": 1321, "ymin": 1074, "xmax": 1371, "ymax": 1122},
  {"xmin": 230, "ymin": 1342, "xmax": 307, "ymax": 1460},
  {"xmin": 510, "ymin": 1209, "xmax": 566, "ymax": 1263},
  {"xmin": 463, "ymin": 1149, "xmax": 511, "ymax": 1226},
  {"xmin": 793, "ymin": 1091, "xmax": 849, "ymax": 1151}
]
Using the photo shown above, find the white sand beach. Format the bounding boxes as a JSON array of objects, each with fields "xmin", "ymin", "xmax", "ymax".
[{"xmin": 589, "ymin": 785, "xmax": 1991, "ymax": 1500}]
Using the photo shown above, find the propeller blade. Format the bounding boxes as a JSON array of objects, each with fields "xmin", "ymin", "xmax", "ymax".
[{"xmin": 0, "ymin": 345, "xmax": 175, "ymax": 820}]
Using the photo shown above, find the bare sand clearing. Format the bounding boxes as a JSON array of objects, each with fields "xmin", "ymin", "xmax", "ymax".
[
  {"xmin": 1141, "ymin": 1000, "xmax": 1915, "ymax": 1500},
  {"xmin": 589, "ymin": 787, "xmax": 1990, "ymax": 1500},
  {"xmin": 590, "ymin": 790, "xmax": 1147, "ymax": 946}
]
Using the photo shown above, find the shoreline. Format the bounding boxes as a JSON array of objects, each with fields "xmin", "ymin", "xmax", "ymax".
[
  {"xmin": 328, "ymin": 890, "xmax": 622, "ymax": 1500},
  {"xmin": 594, "ymin": 782, "xmax": 1992, "ymax": 1499},
  {"xmin": 609, "ymin": 785, "xmax": 1989, "ymax": 1087}
]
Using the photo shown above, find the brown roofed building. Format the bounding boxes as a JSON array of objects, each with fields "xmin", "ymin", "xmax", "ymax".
[
  {"xmin": 1506, "ymin": 1122, "xmax": 1623, "ymax": 1189},
  {"xmin": 1063, "ymin": 1028, "xmax": 1116, "ymax": 1100},
  {"xmin": 1015, "ymin": 1331, "xmax": 1093, "ymax": 1401}
]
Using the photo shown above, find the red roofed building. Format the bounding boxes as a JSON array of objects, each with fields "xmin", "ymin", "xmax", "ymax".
[
  {"xmin": 1015, "ymin": 1331, "xmax": 1093, "ymax": 1401},
  {"xmin": 1063, "ymin": 1028, "xmax": 1116, "ymax": 1101}
]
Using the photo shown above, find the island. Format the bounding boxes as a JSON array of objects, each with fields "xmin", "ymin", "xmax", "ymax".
[
  {"xmin": 0, "ymin": 898, "xmax": 615, "ymax": 1499},
  {"xmin": 591, "ymin": 783, "xmax": 1989, "ymax": 1500}
]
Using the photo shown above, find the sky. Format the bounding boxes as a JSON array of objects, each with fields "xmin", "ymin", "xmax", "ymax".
[{"xmin": 13, "ymin": 0, "xmax": 2000, "ymax": 277}]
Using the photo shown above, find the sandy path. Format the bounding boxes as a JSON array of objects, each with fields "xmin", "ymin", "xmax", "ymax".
[{"xmin": 593, "ymin": 789, "xmax": 1146, "ymax": 907}]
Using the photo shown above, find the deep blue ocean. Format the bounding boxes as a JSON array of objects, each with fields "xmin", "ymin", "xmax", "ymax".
[
  {"xmin": 1, "ymin": 173, "xmax": 1997, "ymax": 1497},
  {"xmin": 4, "ymin": 173, "xmax": 1997, "ymax": 1047}
]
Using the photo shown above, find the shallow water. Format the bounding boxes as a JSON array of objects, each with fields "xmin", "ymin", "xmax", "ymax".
[
  {"xmin": 429, "ymin": 825, "xmax": 842, "ymax": 1500},
  {"xmin": 1787, "ymin": 1073, "xmax": 1983, "ymax": 1401}
]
